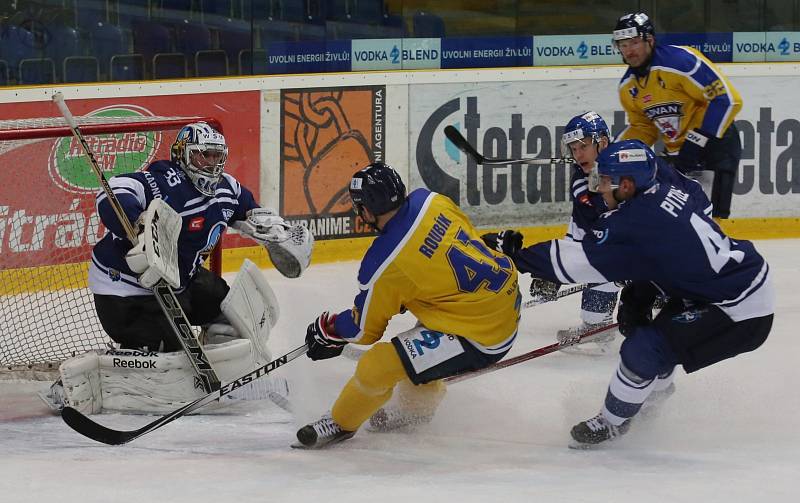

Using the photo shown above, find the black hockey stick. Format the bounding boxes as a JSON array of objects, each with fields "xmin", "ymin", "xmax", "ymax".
[
  {"xmin": 61, "ymin": 344, "xmax": 309, "ymax": 445},
  {"xmin": 444, "ymin": 125, "xmax": 574, "ymax": 165},
  {"xmin": 444, "ymin": 323, "xmax": 618, "ymax": 384},
  {"xmin": 53, "ymin": 92, "xmax": 220, "ymax": 393},
  {"xmin": 342, "ymin": 282, "xmax": 608, "ymax": 361}
]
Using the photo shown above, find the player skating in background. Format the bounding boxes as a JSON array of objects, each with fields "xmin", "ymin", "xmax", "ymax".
[
  {"xmin": 295, "ymin": 163, "xmax": 521, "ymax": 449},
  {"xmin": 42, "ymin": 122, "xmax": 313, "ymax": 414},
  {"xmin": 490, "ymin": 112, "xmax": 711, "ymax": 355},
  {"xmin": 613, "ymin": 12, "xmax": 742, "ymax": 219},
  {"xmin": 490, "ymin": 140, "xmax": 773, "ymax": 447},
  {"xmin": 545, "ymin": 112, "xmax": 621, "ymax": 355}
]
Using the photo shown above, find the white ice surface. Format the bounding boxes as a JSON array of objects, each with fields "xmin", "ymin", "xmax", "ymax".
[{"xmin": 1, "ymin": 239, "xmax": 798, "ymax": 503}]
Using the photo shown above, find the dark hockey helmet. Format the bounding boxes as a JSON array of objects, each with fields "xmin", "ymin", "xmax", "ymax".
[
  {"xmin": 562, "ymin": 111, "xmax": 611, "ymax": 152},
  {"xmin": 595, "ymin": 139, "xmax": 657, "ymax": 190},
  {"xmin": 349, "ymin": 163, "xmax": 407, "ymax": 219},
  {"xmin": 613, "ymin": 12, "xmax": 655, "ymax": 42}
]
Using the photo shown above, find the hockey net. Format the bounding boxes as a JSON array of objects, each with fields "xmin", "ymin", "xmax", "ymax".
[{"xmin": 0, "ymin": 112, "xmax": 222, "ymax": 379}]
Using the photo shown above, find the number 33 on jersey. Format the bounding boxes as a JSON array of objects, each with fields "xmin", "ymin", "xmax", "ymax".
[{"xmin": 331, "ymin": 188, "xmax": 520, "ymax": 350}]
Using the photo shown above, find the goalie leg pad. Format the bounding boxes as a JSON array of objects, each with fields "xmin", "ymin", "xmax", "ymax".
[
  {"xmin": 220, "ymin": 258, "xmax": 279, "ymax": 362},
  {"xmin": 58, "ymin": 339, "xmax": 266, "ymax": 414}
]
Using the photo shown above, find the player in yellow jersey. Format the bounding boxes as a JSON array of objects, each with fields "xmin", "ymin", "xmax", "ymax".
[
  {"xmin": 294, "ymin": 163, "xmax": 521, "ymax": 449},
  {"xmin": 613, "ymin": 12, "xmax": 742, "ymax": 219}
]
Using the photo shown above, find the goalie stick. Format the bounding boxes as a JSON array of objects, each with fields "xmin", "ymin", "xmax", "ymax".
[
  {"xmin": 444, "ymin": 322, "xmax": 619, "ymax": 384},
  {"xmin": 61, "ymin": 344, "xmax": 309, "ymax": 445},
  {"xmin": 52, "ymin": 92, "xmax": 220, "ymax": 394},
  {"xmin": 444, "ymin": 125, "xmax": 575, "ymax": 166}
]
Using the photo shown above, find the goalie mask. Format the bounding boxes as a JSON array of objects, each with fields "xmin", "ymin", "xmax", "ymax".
[{"xmin": 171, "ymin": 122, "xmax": 228, "ymax": 196}]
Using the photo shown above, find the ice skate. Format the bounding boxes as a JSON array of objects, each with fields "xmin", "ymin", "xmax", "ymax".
[
  {"xmin": 366, "ymin": 407, "xmax": 434, "ymax": 432},
  {"xmin": 569, "ymin": 413, "xmax": 630, "ymax": 449},
  {"xmin": 37, "ymin": 379, "xmax": 66, "ymax": 412},
  {"xmin": 293, "ymin": 413, "xmax": 355, "ymax": 449},
  {"xmin": 557, "ymin": 322, "xmax": 618, "ymax": 355}
]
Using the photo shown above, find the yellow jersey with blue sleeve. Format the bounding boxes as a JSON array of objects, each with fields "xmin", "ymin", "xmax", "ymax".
[
  {"xmin": 333, "ymin": 188, "xmax": 520, "ymax": 353},
  {"xmin": 618, "ymin": 44, "xmax": 742, "ymax": 153}
]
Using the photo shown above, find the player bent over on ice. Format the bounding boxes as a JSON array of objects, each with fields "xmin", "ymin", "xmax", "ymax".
[
  {"xmin": 488, "ymin": 140, "xmax": 773, "ymax": 448},
  {"xmin": 295, "ymin": 163, "xmax": 521, "ymax": 449},
  {"xmin": 41, "ymin": 122, "xmax": 313, "ymax": 414}
]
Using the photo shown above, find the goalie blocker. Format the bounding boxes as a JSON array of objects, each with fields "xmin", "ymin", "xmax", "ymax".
[{"xmin": 42, "ymin": 260, "xmax": 281, "ymax": 415}]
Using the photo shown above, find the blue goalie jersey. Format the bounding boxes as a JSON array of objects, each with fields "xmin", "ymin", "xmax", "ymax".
[
  {"xmin": 88, "ymin": 160, "xmax": 258, "ymax": 297},
  {"xmin": 514, "ymin": 179, "xmax": 773, "ymax": 322}
]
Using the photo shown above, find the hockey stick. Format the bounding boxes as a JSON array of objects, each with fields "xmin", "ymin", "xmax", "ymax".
[
  {"xmin": 444, "ymin": 125, "xmax": 575, "ymax": 166},
  {"xmin": 52, "ymin": 92, "xmax": 220, "ymax": 393},
  {"xmin": 61, "ymin": 344, "xmax": 308, "ymax": 445},
  {"xmin": 342, "ymin": 282, "xmax": 605, "ymax": 361},
  {"xmin": 444, "ymin": 323, "xmax": 618, "ymax": 384}
]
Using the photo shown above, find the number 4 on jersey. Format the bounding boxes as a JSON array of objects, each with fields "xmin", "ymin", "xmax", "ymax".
[{"xmin": 690, "ymin": 214, "xmax": 744, "ymax": 272}]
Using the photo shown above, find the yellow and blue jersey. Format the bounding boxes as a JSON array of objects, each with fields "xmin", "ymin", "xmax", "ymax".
[
  {"xmin": 333, "ymin": 188, "xmax": 520, "ymax": 353},
  {"xmin": 618, "ymin": 44, "xmax": 742, "ymax": 153}
]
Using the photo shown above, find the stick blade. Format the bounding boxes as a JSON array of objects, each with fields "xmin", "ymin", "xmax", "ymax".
[
  {"xmin": 443, "ymin": 125, "xmax": 484, "ymax": 163},
  {"xmin": 61, "ymin": 406, "xmax": 134, "ymax": 446}
]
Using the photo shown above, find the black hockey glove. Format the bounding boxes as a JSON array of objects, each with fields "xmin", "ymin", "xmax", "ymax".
[
  {"xmin": 617, "ymin": 281, "xmax": 660, "ymax": 337},
  {"xmin": 674, "ymin": 128, "xmax": 712, "ymax": 173},
  {"xmin": 529, "ymin": 278, "xmax": 560, "ymax": 303},
  {"xmin": 305, "ymin": 311, "xmax": 348, "ymax": 361},
  {"xmin": 481, "ymin": 230, "xmax": 523, "ymax": 257}
]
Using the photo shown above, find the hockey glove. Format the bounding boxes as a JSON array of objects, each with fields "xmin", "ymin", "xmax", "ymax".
[
  {"xmin": 234, "ymin": 208, "xmax": 290, "ymax": 244},
  {"xmin": 481, "ymin": 230, "xmax": 523, "ymax": 257},
  {"xmin": 529, "ymin": 278, "xmax": 560, "ymax": 303},
  {"xmin": 674, "ymin": 129, "xmax": 712, "ymax": 173},
  {"xmin": 305, "ymin": 311, "xmax": 348, "ymax": 361},
  {"xmin": 617, "ymin": 281, "xmax": 660, "ymax": 337}
]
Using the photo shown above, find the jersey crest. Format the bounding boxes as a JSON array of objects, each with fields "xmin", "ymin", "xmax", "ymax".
[{"xmin": 643, "ymin": 102, "xmax": 683, "ymax": 140}]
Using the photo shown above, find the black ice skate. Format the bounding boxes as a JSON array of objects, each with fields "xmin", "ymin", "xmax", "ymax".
[
  {"xmin": 366, "ymin": 407, "xmax": 434, "ymax": 432},
  {"xmin": 293, "ymin": 414, "xmax": 355, "ymax": 449},
  {"xmin": 569, "ymin": 413, "xmax": 630, "ymax": 449}
]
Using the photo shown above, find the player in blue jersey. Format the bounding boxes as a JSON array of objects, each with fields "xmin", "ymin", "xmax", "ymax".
[
  {"xmin": 490, "ymin": 140, "xmax": 773, "ymax": 447},
  {"xmin": 89, "ymin": 121, "xmax": 312, "ymax": 352},
  {"xmin": 613, "ymin": 12, "xmax": 742, "ymax": 219},
  {"xmin": 547, "ymin": 112, "xmax": 621, "ymax": 354},
  {"xmin": 294, "ymin": 163, "xmax": 521, "ymax": 449},
  {"xmin": 41, "ymin": 122, "xmax": 313, "ymax": 414},
  {"xmin": 491, "ymin": 112, "xmax": 711, "ymax": 355}
]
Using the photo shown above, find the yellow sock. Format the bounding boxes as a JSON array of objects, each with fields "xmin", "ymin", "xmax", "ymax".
[{"xmin": 331, "ymin": 342, "xmax": 408, "ymax": 431}]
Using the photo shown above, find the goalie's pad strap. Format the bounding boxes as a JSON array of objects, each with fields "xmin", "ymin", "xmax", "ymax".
[
  {"xmin": 221, "ymin": 259, "xmax": 278, "ymax": 362},
  {"xmin": 60, "ymin": 339, "xmax": 265, "ymax": 415}
]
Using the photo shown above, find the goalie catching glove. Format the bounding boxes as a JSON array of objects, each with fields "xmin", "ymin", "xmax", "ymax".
[
  {"xmin": 305, "ymin": 311, "xmax": 348, "ymax": 361},
  {"xmin": 232, "ymin": 207, "xmax": 314, "ymax": 278}
]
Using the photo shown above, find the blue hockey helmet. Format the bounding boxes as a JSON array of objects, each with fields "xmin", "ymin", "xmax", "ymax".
[
  {"xmin": 594, "ymin": 139, "xmax": 657, "ymax": 191},
  {"xmin": 349, "ymin": 162, "xmax": 407, "ymax": 219},
  {"xmin": 562, "ymin": 111, "xmax": 610, "ymax": 152},
  {"xmin": 613, "ymin": 12, "xmax": 655, "ymax": 43}
]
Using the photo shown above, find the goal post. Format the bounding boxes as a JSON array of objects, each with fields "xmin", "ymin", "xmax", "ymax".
[{"xmin": 0, "ymin": 112, "xmax": 223, "ymax": 379}]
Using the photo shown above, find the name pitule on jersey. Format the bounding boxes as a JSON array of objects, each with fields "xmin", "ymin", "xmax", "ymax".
[
  {"xmin": 660, "ymin": 186, "xmax": 690, "ymax": 217},
  {"xmin": 418, "ymin": 212, "xmax": 453, "ymax": 258}
]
